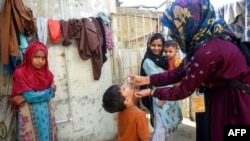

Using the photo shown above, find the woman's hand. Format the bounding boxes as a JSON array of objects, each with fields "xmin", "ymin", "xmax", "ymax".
[
  {"xmin": 51, "ymin": 83, "xmax": 57, "ymax": 92},
  {"xmin": 134, "ymin": 88, "xmax": 152, "ymax": 98},
  {"xmin": 12, "ymin": 95, "xmax": 25, "ymax": 105},
  {"xmin": 129, "ymin": 75, "xmax": 150, "ymax": 86},
  {"xmin": 156, "ymin": 100, "xmax": 166, "ymax": 108}
]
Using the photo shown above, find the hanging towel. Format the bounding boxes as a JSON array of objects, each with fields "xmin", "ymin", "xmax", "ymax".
[{"xmin": 48, "ymin": 19, "xmax": 62, "ymax": 44}]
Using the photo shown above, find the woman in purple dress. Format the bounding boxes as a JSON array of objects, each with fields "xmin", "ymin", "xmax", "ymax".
[{"xmin": 130, "ymin": 0, "xmax": 250, "ymax": 141}]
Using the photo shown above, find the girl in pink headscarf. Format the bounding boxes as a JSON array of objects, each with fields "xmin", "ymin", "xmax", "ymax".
[{"xmin": 11, "ymin": 41, "xmax": 58, "ymax": 141}]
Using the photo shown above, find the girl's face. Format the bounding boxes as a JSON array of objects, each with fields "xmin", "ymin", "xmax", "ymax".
[
  {"xmin": 164, "ymin": 46, "xmax": 178, "ymax": 60},
  {"xmin": 149, "ymin": 39, "xmax": 163, "ymax": 55},
  {"xmin": 32, "ymin": 50, "xmax": 46, "ymax": 69}
]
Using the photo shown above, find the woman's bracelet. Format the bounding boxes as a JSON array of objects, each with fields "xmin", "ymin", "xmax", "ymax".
[{"xmin": 149, "ymin": 88, "xmax": 153, "ymax": 96}]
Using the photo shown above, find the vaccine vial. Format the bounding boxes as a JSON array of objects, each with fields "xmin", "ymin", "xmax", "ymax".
[{"xmin": 125, "ymin": 77, "xmax": 131, "ymax": 87}]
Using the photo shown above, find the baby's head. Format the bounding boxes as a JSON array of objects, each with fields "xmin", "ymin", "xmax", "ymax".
[
  {"xmin": 102, "ymin": 85, "xmax": 135, "ymax": 113},
  {"xmin": 164, "ymin": 40, "xmax": 179, "ymax": 60}
]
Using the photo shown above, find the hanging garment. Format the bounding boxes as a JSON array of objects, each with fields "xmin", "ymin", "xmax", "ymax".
[
  {"xmin": 60, "ymin": 18, "xmax": 104, "ymax": 80},
  {"xmin": 82, "ymin": 17, "xmax": 104, "ymax": 80},
  {"xmin": 48, "ymin": 19, "xmax": 62, "ymax": 44},
  {"xmin": 96, "ymin": 17, "xmax": 108, "ymax": 63},
  {"xmin": 36, "ymin": 17, "xmax": 48, "ymax": 44},
  {"xmin": 78, "ymin": 18, "xmax": 99, "ymax": 60},
  {"xmin": 60, "ymin": 19, "xmax": 72, "ymax": 46},
  {"xmin": 0, "ymin": 0, "xmax": 37, "ymax": 64},
  {"xmin": 103, "ymin": 23, "xmax": 114, "ymax": 50},
  {"xmin": 97, "ymin": 12, "xmax": 111, "ymax": 26}
]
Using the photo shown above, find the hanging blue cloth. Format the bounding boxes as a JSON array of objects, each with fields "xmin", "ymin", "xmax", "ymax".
[{"xmin": 2, "ymin": 33, "xmax": 28, "ymax": 74}]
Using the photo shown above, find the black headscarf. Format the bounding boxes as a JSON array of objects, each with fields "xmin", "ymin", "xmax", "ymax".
[{"xmin": 140, "ymin": 33, "xmax": 168, "ymax": 80}]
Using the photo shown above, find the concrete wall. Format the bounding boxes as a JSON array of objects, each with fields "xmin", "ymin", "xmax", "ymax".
[{"xmin": 10, "ymin": 0, "xmax": 117, "ymax": 140}]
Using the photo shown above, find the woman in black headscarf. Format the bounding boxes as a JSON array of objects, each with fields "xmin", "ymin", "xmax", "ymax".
[{"xmin": 140, "ymin": 33, "xmax": 182, "ymax": 141}]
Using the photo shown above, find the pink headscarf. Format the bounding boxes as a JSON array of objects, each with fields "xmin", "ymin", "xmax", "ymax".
[{"xmin": 11, "ymin": 41, "xmax": 54, "ymax": 98}]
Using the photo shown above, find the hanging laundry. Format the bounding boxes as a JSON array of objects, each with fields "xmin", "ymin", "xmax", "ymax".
[
  {"xmin": 3, "ymin": 33, "xmax": 28, "ymax": 74},
  {"xmin": 97, "ymin": 12, "xmax": 114, "ymax": 50},
  {"xmin": 103, "ymin": 24, "xmax": 114, "ymax": 50},
  {"xmin": 60, "ymin": 18, "xmax": 104, "ymax": 80},
  {"xmin": 97, "ymin": 12, "xmax": 111, "ymax": 26},
  {"xmin": 18, "ymin": 33, "xmax": 28, "ymax": 60},
  {"xmin": 0, "ymin": 0, "xmax": 37, "ymax": 65},
  {"xmin": 36, "ymin": 17, "xmax": 49, "ymax": 45},
  {"xmin": 60, "ymin": 18, "xmax": 84, "ymax": 51},
  {"xmin": 89, "ymin": 17, "xmax": 104, "ymax": 80},
  {"xmin": 48, "ymin": 19, "xmax": 62, "ymax": 44},
  {"xmin": 60, "ymin": 19, "xmax": 72, "ymax": 46},
  {"xmin": 96, "ymin": 17, "xmax": 108, "ymax": 63}
]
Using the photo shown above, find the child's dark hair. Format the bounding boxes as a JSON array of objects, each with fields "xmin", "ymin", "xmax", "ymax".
[
  {"xmin": 102, "ymin": 85, "xmax": 126, "ymax": 113},
  {"xmin": 164, "ymin": 40, "xmax": 179, "ymax": 49}
]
